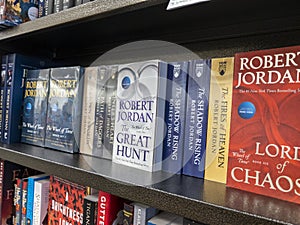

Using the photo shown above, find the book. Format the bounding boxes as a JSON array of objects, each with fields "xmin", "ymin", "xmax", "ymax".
[
  {"xmin": 204, "ymin": 57, "xmax": 234, "ymax": 184},
  {"xmin": 147, "ymin": 212, "xmax": 183, "ymax": 225},
  {"xmin": 44, "ymin": 0, "xmax": 54, "ymax": 15},
  {"xmin": 123, "ymin": 202, "xmax": 134, "ymax": 225},
  {"xmin": 97, "ymin": 190, "xmax": 124, "ymax": 225},
  {"xmin": 0, "ymin": 159, "xmax": 40, "ymax": 225},
  {"xmin": 83, "ymin": 194, "xmax": 98, "ymax": 225},
  {"xmin": 21, "ymin": 180, "xmax": 28, "ymax": 225},
  {"xmin": 38, "ymin": 0, "xmax": 46, "ymax": 17},
  {"xmin": 21, "ymin": 69, "xmax": 50, "ymax": 147},
  {"xmin": 183, "ymin": 218, "xmax": 206, "ymax": 225},
  {"xmin": 48, "ymin": 175, "xmax": 89, "ymax": 225},
  {"xmin": 102, "ymin": 65, "xmax": 118, "ymax": 160},
  {"xmin": 62, "ymin": 0, "xmax": 73, "ymax": 10},
  {"xmin": 0, "ymin": 54, "xmax": 7, "ymax": 140},
  {"xmin": 2, "ymin": 53, "xmax": 45, "ymax": 144},
  {"xmin": 53, "ymin": 0, "xmax": 62, "ymax": 13},
  {"xmin": 182, "ymin": 59, "xmax": 211, "ymax": 178},
  {"xmin": 14, "ymin": 178, "xmax": 23, "ymax": 225},
  {"xmin": 162, "ymin": 61, "xmax": 189, "ymax": 174},
  {"xmin": 45, "ymin": 66, "xmax": 83, "ymax": 153},
  {"xmin": 227, "ymin": 45, "xmax": 300, "ymax": 204},
  {"xmin": 25, "ymin": 174, "xmax": 49, "ymax": 225},
  {"xmin": 112, "ymin": 60, "xmax": 167, "ymax": 172},
  {"xmin": 133, "ymin": 203, "xmax": 158, "ymax": 225},
  {"xmin": 32, "ymin": 178, "xmax": 50, "ymax": 225}
]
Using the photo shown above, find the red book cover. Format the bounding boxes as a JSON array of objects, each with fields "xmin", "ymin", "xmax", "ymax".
[
  {"xmin": 227, "ymin": 45, "xmax": 300, "ymax": 204},
  {"xmin": 97, "ymin": 191, "xmax": 124, "ymax": 225},
  {"xmin": 48, "ymin": 175, "xmax": 88, "ymax": 225}
]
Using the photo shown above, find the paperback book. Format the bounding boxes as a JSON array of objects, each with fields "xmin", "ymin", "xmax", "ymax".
[
  {"xmin": 21, "ymin": 69, "xmax": 50, "ymax": 147},
  {"xmin": 162, "ymin": 61, "xmax": 188, "ymax": 174},
  {"xmin": 182, "ymin": 59, "xmax": 211, "ymax": 178},
  {"xmin": 83, "ymin": 194, "xmax": 98, "ymax": 225},
  {"xmin": 45, "ymin": 66, "xmax": 83, "ymax": 153},
  {"xmin": 204, "ymin": 57, "xmax": 234, "ymax": 183},
  {"xmin": 227, "ymin": 45, "xmax": 300, "ymax": 204},
  {"xmin": 0, "ymin": 55, "xmax": 7, "ymax": 140},
  {"xmin": 112, "ymin": 60, "xmax": 167, "ymax": 172}
]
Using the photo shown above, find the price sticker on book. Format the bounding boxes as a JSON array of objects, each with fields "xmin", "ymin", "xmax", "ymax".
[{"xmin": 166, "ymin": 0, "xmax": 210, "ymax": 10}]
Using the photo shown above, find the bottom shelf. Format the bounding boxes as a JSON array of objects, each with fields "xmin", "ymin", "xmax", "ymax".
[{"xmin": 0, "ymin": 143, "xmax": 299, "ymax": 225}]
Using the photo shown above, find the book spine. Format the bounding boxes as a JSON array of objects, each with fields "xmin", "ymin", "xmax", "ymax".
[
  {"xmin": 182, "ymin": 59, "xmax": 211, "ymax": 178},
  {"xmin": 14, "ymin": 178, "xmax": 23, "ymax": 225},
  {"xmin": 83, "ymin": 198, "xmax": 98, "ymax": 225},
  {"xmin": 0, "ymin": 159, "xmax": 4, "ymax": 220},
  {"xmin": 21, "ymin": 180, "xmax": 28, "ymax": 225},
  {"xmin": 123, "ymin": 203, "xmax": 134, "ymax": 225},
  {"xmin": 32, "ymin": 180, "xmax": 50, "ymax": 225},
  {"xmin": 162, "ymin": 61, "xmax": 188, "ymax": 174},
  {"xmin": 53, "ymin": 0, "xmax": 62, "ymax": 13},
  {"xmin": 25, "ymin": 178, "xmax": 34, "ymax": 225},
  {"xmin": 75, "ymin": 0, "xmax": 82, "ymax": 6},
  {"xmin": 92, "ymin": 66, "xmax": 107, "ymax": 157},
  {"xmin": 45, "ymin": 0, "xmax": 54, "ymax": 15},
  {"xmin": 0, "ymin": 55, "xmax": 7, "ymax": 141},
  {"xmin": 204, "ymin": 57, "xmax": 234, "ymax": 184},
  {"xmin": 133, "ymin": 204, "xmax": 158, "ymax": 225},
  {"xmin": 38, "ymin": 0, "xmax": 45, "ymax": 17},
  {"xmin": 62, "ymin": 0, "xmax": 73, "ymax": 10}
]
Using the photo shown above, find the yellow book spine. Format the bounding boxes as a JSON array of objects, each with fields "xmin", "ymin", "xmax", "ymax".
[{"xmin": 204, "ymin": 57, "xmax": 234, "ymax": 183}]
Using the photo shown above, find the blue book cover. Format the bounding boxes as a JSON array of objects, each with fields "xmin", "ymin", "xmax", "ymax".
[
  {"xmin": 25, "ymin": 174, "xmax": 49, "ymax": 225},
  {"xmin": 182, "ymin": 59, "xmax": 211, "ymax": 178},
  {"xmin": 162, "ymin": 61, "xmax": 189, "ymax": 174},
  {"xmin": 21, "ymin": 69, "xmax": 50, "ymax": 147},
  {"xmin": 45, "ymin": 66, "xmax": 83, "ymax": 153},
  {"xmin": 0, "ymin": 55, "xmax": 7, "ymax": 141},
  {"xmin": 2, "ymin": 53, "xmax": 45, "ymax": 144}
]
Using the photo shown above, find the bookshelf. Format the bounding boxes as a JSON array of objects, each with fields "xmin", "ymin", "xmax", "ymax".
[{"xmin": 0, "ymin": 0, "xmax": 300, "ymax": 224}]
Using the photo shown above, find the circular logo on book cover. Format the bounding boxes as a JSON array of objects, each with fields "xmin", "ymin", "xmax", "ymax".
[
  {"xmin": 121, "ymin": 76, "xmax": 131, "ymax": 89},
  {"xmin": 24, "ymin": 98, "xmax": 34, "ymax": 118},
  {"xmin": 238, "ymin": 101, "xmax": 256, "ymax": 119}
]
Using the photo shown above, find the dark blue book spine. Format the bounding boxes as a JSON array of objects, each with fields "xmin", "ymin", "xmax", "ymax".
[
  {"xmin": 45, "ymin": 66, "xmax": 83, "ymax": 153},
  {"xmin": 182, "ymin": 59, "xmax": 211, "ymax": 178},
  {"xmin": 162, "ymin": 61, "xmax": 188, "ymax": 174},
  {"xmin": 0, "ymin": 55, "xmax": 7, "ymax": 141},
  {"xmin": 38, "ymin": 0, "xmax": 46, "ymax": 17},
  {"xmin": 21, "ymin": 69, "xmax": 50, "ymax": 147}
]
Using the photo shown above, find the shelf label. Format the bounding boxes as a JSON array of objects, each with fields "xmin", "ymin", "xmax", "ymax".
[{"xmin": 166, "ymin": 0, "xmax": 210, "ymax": 10}]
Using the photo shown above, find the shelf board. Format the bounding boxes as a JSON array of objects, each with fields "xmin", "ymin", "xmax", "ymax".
[{"xmin": 0, "ymin": 143, "xmax": 299, "ymax": 225}]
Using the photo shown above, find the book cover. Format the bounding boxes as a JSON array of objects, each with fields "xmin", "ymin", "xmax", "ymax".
[
  {"xmin": 92, "ymin": 66, "xmax": 108, "ymax": 158},
  {"xmin": 162, "ymin": 61, "xmax": 188, "ymax": 174},
  {"xmin": 182, "ymin": 59, "xmax": 211, "ymax": 178},
  {"xmin": 204, "ymin": 57, "xmax": 234, "ymax": 184},
  {"xmin": 21, "ymin": 180, "xmax": 28, "ymax": 225},
  {"xmin": 45, "ymin": 66, "xmax": 83, "ymax": 153},
  {"xmin": 21, "ymin": 69, "xmax": 50, "ymax": 147},
  {"xmin": 102, "ymin": 65, "xmax": 118, "ymax": 160},
  {"xmin": 0, "ymin": 159, "xmax": 40, "ymax": 225},
  {"xmin": 227, "ymin": 45, "xmax": 300, "ymax": 204},
  {"xmin": 123, "ymin": 202, "xmax": 134, "ymax": 225},
  {"xmin": 112, "ymin": 60, "xmax": 167, "ymax": 172},
  {"xmin": 32, "ymin": 178, "xmax": 50, "ymax": 225},
  {"xmin": 48, "ymin": 175, "xmax": 88, "ymax": 225},
  {"xmin": 97, "ymin": 190, "xmax": 124, "ymax": 225},
  {"xmin": 14, "ymin": 178, "xmax": 23, "ymax": 225},
  {"xmin": 133, "ymin": 203, "xmax": 158, "ymax": 225},
  {"xmin": 26, "ymin": 174, "xmax": 49, "ymax": 225},
  {"xmin": 2, "ymin": 53, "xmax": 45, "ymax": 144},
  {"xmin": 83, "ymin": 194, "xmax": 98, "ymax": 225},
  {"xmin": 0, "ymin": 54, "xmax": 7, "ymax": 140}
]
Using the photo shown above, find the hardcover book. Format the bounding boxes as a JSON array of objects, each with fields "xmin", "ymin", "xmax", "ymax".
[
  {"xmin": 97, "ymin": 190, "xmax": 124, "ymax": 225},
  {"xmin": 83, "ymin": 194, "xmax": 98, "ymax": 225},
  {"xmin": 48, "ymin": 175, "xmax": 89, "ymax": 225},
  {"xmin": 182, "ymin": 59, "xmax": 211, "ymax": 178},
  {"xmin": 227, "ymin": 45, "xmax": 300, "ymax": 204},
  {"xmin": 45, "ymin": 66, "xmax": 83, "ymax": 153},
  {"xmin": 204, "ymin": 57, "xmax": 234, "ymax": 184},
  {"xmin": 162, "ymin": 61, "xmax": 188, "ymax": 174},
  {"xmin": 2, "ymin": 53, "xmax": 45, "ymax": 144},
  {"xmin": 112, "ymin": 60, "xmax": 167, "ymax": 172},
  {"xmin": 21, "ymin": 69, "xmax": 50, "ymax": 147},
  {"xmin": 32, "ymin": 178, "xmax": 50, "ymax": 225}
]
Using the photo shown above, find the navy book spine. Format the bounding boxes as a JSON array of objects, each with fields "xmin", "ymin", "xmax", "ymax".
[
  {"xmin": 182, "ymin": 59, "xmax": 211, "ymax": 178},
  {"xmin": 162, "ymin": 61, "xmax": 188, "ymax": 174},
  {"xmin": 0, "ymin": 55, "xmax": 7, "ymax": 141},
  {"xmin": 45, "ymin": 66, "xmax": 83, "ymax": 153},
  {"xmin": 21, "ymin": 69, "xmax": 50, "ymax": 147}
]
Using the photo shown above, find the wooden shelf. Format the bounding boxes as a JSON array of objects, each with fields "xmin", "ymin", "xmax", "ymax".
[{"xmin": 0, "ymin": 143, "xmax": 299, "ymax": 225}]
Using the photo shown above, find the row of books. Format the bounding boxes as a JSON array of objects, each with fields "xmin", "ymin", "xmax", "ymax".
[
  {"xmin": 0, "ymin": 159, "xmax": 204, "ymax": 225},
  {"xmin": 1, "ymin": 44, "xmax": 300, "ymax": 205},
  {"xmin": 0, "ymin": 0, "xmax": 93, "ymax": 30}
]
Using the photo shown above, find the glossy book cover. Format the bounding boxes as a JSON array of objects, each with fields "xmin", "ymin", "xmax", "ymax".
[{"xmin": 227, "ymin": 45, "xmax": 300, "ymax": 204}]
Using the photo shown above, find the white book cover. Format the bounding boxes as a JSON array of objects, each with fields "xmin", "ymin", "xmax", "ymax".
[
  {"xmin": 32, "ymin": 179, "xmax": 50, "ymax": 225},
  {"xmin": 112, "ymin": 60, "xmax": 167, "ymax": 172}
]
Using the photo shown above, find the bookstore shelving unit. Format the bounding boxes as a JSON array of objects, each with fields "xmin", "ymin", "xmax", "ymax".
[{"xmin": 0, "ymin": 0, "xmax": 300, "ymax": 224}]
